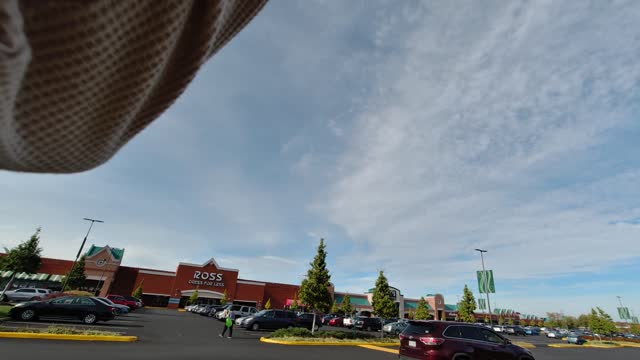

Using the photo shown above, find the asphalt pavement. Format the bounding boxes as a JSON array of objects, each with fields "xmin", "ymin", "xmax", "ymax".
[{"xmin": 0, "ymin": 309, "xmax": 638, "ymax": 360}]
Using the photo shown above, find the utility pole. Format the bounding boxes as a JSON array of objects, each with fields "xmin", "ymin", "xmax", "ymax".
[
  {"xmin": 475, "ymin": 249, "xmax": 493, "ymax": 325},
  {"xmin": 61, "ymin": 218, "xmax": 103, "ymax": 291}
]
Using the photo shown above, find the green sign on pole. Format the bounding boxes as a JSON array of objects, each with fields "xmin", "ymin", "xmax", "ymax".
[
  {"xmin": 617, "ymin": 307, "xmax": 630, "ymax": 320},
  {"xmin": 477, "ymin": 270, "xmax": 496, "ymax": 294},
  {"xmin": 478, "ymin": 298, "xmax": 486, "ymax": 310}
]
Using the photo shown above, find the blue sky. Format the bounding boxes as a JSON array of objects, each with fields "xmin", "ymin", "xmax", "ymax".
[{"xmin": 1, "ymin": 1, "xmax": 640, "ymax": 318}]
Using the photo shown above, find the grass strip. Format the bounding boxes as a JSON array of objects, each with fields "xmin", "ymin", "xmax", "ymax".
[{"xmin": 0, "ymin": 325, "xmax": 120, "ymax": 336}]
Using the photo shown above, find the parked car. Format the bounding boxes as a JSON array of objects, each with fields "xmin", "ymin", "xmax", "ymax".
[
  {"xmin": 505, "ymin": 326, "xmax": 527, "ymax": 336},
  {"xmin": 399, "ymin": 321, "xmax": 535, "ymax": 360},
  {"xmin": 328, "ymin": 316, "xmax": 344, "ymax": 327},
  {"xmin": 9, "ymin": 296, "xmax": 115, "ymax": 324},
  {"xmin": 208, "ymin": 305, "xmax": 226, "ymax": 317},
  {"xmin": 94, "ymin": 296, "xmax": 130, "ymax": 315},
  {"xmin": 244, "ymin": 309, "xmax": 297, "ymax": 331},
  {"xmin": 354, "ymin": 317, "xmax": 383, "ymax": 332},
  {"xmin": 214, "ymin": 304, "xmax": 256, "ymax": 319},
  {"xmin": 123, "ymin": 296, "xmax": 143, "ymax": 308},
  {"xmin": 567, "ymin": 332, "xmax": 587, "ymax": 345},
  {"xmin": 384, "ymin": 321, "xmax": 409, "ymax": 335},
  {"xmin": 295, "ymin": 313, "xmax": 321, "ymax": 331},
  {"xmin": 106, "ymin": 294, "xmax": 137, "ymax": 310},
  {"xmin": 524, "ymin": 327, "xmax": 540, "ymax": 335},
  {"xmin": 546, "ymin": 330, "xmax": 559, "ymax": 338},
  {"xmin": 1, "ymin": 288, "xmax": 52, "ymax": 302},
  {"xmin": 321, "ymin": 314, "xmax": 338, "ymax": 324},
  {"xmin": 493, "ymin": 325, "xmax": 505, "ymax": 333},
  {"xmin": 343, "ymin": 316, "xmax": 355, "ymax": 328}
]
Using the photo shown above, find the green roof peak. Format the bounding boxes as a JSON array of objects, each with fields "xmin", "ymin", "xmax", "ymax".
[{"xmin": 85, "ymin": 245, "xmax": 124, "ymax": 261}]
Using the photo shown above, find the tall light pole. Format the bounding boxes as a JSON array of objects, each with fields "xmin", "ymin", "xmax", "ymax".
[
  {"xmin": 475, "ymin": 248, "xmax": 493, "ymax": 325},
  {"xmin": 61, "ymin": 218, "xmax": 103, "ymax": 291}
]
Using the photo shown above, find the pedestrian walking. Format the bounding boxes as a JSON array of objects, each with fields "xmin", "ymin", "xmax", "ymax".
[{"xmin": 219, "ymin": 309, "xmax": 236, "ymax": 338}]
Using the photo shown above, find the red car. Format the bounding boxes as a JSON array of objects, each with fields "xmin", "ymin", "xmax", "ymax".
[
  {"xmin": 106, "ymin": 295, "xmax": 137, "ymax": 310},
  {"xmin": 328, "ymin": 316, "xmax": 344, "ymax": 327},
  {"xmin": 399, "ymin": 321, "xmax": 534, "ymax": 360}
]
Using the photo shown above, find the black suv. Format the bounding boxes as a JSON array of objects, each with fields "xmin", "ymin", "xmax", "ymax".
[
  {"xmin": 354, "ymin": 317, "xmax": 383, "ymax": 331},
  {"xmin": 295, "ymin": 313, "xmax": 322, "ymax": 331},
  {"xmin": 244, "ymin": 309, "xmax": 297, "ymax": 331}
]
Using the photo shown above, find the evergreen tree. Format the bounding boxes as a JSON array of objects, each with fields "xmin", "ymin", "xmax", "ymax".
[
  {"xmin": 0, "ymin": 228, "xmax": 43, "ymax": 301},
  {"xmin": 341, "ymin": 294, "xmax": 353, "ymax": 315},
  {"xmin": 330, "ymin": 301, "xmax": 339, "ymax": 314},
  {"xmin": 132, "ymin": 279, "xmax": 143, "ymax": 299},
  {"xmin": 264, "ymin": 298, "xmax": 271, "ymax": 310},
  {"xmin": 299, "ymin": 239, "xmax": 332, "ymax": 334},
  {"xmin": 457, "ymin": 285, "xmax": 477, "ymax": 323},
  {"xmin": 188, "ymin": 289, "xmax": 199, "ymax": 305},
  {"xmin": 371, "ymin": 271, "xmax": 397, "ymax": 319},
  {"xmin": 415, "ymin": 297, "xmax": 430, "ymax": 320},
  {"xmin": 64, "ymin": 255, "xmax": 87, "ymax": 290},
  {"xmin": 221, "ymin": 289, "xmax": 228, "ymax": 304},
  {"xmin": 407, "ymin": 310, "xmax": 415, "ymax": 320}
]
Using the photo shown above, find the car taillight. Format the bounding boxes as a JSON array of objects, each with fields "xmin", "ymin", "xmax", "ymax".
[
  {"xmin": 419, "ymin": 337, "xmax": 445, "ymax": 346},
  {"xmin": 399, "ymin": 333, "xmax": 406, "ymax": 340}
]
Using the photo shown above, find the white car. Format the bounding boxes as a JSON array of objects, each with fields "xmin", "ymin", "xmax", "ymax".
[
  {"xmin": 1, "ymin": 288, "xmax": 51, "ymax": 302},
  {"xmin": 343, "ymin": 316, "xmax": 354, "ymax": 328}
]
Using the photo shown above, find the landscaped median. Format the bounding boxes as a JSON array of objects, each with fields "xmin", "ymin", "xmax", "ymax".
[
  {"xmin": 548, "ymin": 341, "xmax": 626, "ymax": 349},
  {"xmin": 0, "ymin": 325, "xmax": 137, "ymax": 342},
  {"xmin": 0, "ymin": 304, "xmax": 12, "ymax": 318},
  {"xmin": 259, "ymin": 328, "xmax": 400, "ymax": 346}
]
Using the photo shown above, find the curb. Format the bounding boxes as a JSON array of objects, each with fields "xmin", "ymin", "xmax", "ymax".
[
  {"xmin": 0, "ymin": 331, "xmax": 138, "ymax": 342},
  {"xmin": 260, "ymin": 337, "xmax": 399, "ymax": 347},
  {"xmin": 512, "ymin": 342, "xmax": 536, "ymax": 349},
  {"xmin": 548, "ymin": 343, "xmax": 622, "ymax": 349}
]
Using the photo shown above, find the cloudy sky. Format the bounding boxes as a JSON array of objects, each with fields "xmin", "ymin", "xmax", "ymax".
[{"xmin": 2, "ymin": 0, "xmax": 640, "ymax": 318}]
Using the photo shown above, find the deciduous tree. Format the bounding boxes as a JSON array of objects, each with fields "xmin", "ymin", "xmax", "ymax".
[
  {"xmin": 132, "ymin": 280, "xmax": 143, "ymax": 299},
  {"xmin": 0, "ymin": 228, "xmax": 43, "ymax": 301}
]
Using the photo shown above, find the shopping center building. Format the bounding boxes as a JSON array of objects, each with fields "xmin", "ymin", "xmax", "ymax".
[{"xmin": 1, "ymin": 245, "xmax": 463, "ymax": 319}]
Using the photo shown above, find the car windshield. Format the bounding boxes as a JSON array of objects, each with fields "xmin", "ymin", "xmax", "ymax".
[{"xmin": 254, "ymin": 310, "xmax": 269, "ymax": 317}]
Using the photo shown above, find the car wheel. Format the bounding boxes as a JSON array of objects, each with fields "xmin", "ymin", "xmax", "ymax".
[
  {"xmin": 251, "ymin": 323, "xmax": 260, "ymax": 331},
  {"xmin": 0, "ymin": 294, "xmax": 7, "ymax": 302},
  {"xmin": 29, "ymin": 296, "xmax": 39, "ymax": 301},
  {"xmin": 367, "ymin": 326, "xmax": 372, "ymax": 332},
  {"xmin": 20, "ymin": 309, "xmax": 36, "ymax": 321},
  {"xmin": 83, "ymin": 313, "xmax": 98, "ymax": 325},
  {"xmin": 314, "ymin": 324, "xmax": 320, "ymax": 332}
]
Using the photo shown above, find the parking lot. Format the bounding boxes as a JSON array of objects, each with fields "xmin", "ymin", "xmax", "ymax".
[{"xmin": 0, "ymin": 309, "xmax": 638, "ymax": 360}]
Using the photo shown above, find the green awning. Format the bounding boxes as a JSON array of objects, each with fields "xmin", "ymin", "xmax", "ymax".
[
  {"xmin": 0, "ymin": 270, "xmax": 13, "ymax": 278},
  {"xmin": 28, "ymin": 273, "xmax": 50, "ymax": 281},
  {"xmin": 15, "ymin": 272, "xmax": 31, "ymax": 279},
  {"xmin": 49, "ymin": 274, "xmax": 65, "ymax": 282}
]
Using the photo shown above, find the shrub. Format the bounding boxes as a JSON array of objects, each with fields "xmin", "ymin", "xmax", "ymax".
[
  {"xmin": 314, "ymin": 330, "xmax": 376, "ymax": 340},
  {"xmin": 271, "ymin": 328, "xmax": 314, "ymax": 338}
]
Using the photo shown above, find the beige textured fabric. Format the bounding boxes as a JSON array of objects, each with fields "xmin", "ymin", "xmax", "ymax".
[{"xmin": 0, "ymin": 0, "xmax": 267, "ymax": 173}]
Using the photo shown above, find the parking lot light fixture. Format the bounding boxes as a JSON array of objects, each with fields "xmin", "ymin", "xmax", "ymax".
[{"xmin": 475, "ymin": 248, "xmax": 493, "ymax": 326}]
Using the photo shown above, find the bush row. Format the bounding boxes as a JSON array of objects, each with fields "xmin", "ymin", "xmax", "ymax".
[
  {"xmin": 0, "ymin": 325, "xmax": 119, "ymax": 336},
  {"xmin": 270, "ymin": 328, "xmax": 377, "ymax": 340}
]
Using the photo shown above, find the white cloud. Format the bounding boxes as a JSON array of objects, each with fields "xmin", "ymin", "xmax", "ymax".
[{"xmin": 315, "ymin": 1, "xmax": 640, "ymax": 303}]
